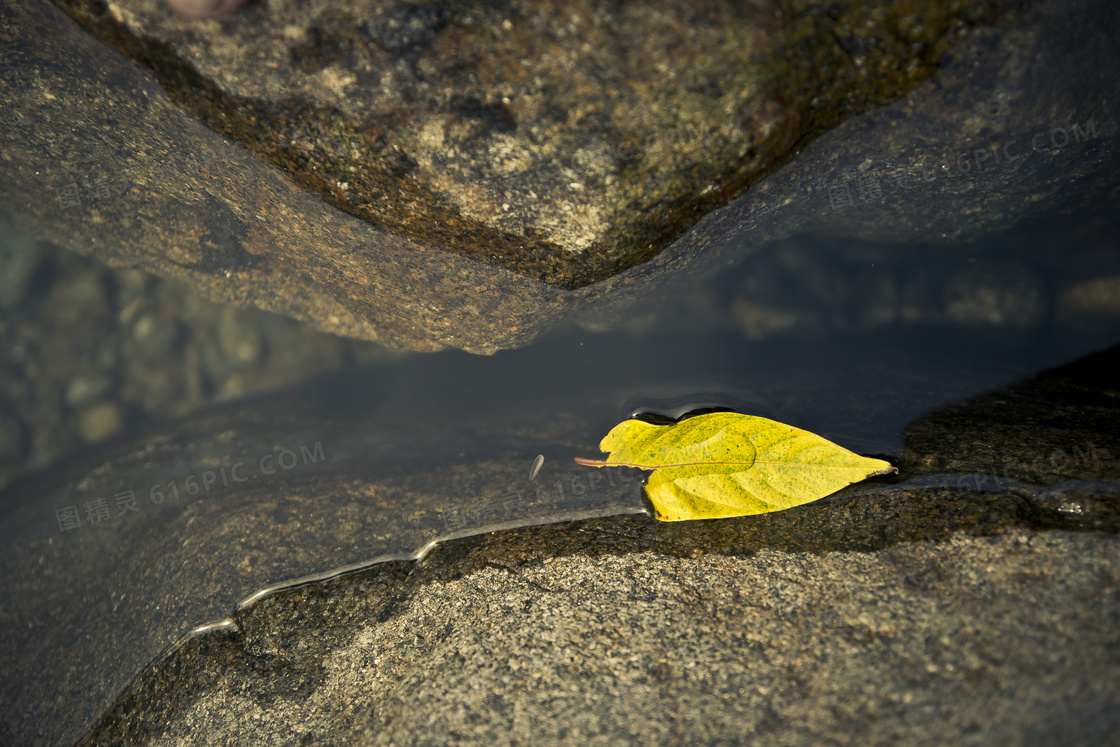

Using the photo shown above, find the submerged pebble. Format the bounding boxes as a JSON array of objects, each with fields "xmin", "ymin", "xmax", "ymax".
[{"xmin": 77, "ymin": 399, "xmax": 124, "ymax": 444}]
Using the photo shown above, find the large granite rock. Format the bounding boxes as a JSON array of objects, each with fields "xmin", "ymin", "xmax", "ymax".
[
  {"xmin": 52, "ymin": 0, "xmax": 1018, "ymax": 288},
  {"xmin": 3, "ymin": 330, "xmax": 1118, "ymax": 745},
  {"xmin": 1, "ymin": 0, "xmax": 1116, "ymax": 352},
  {"xmin": 102, "ymin": 534, "xmax": 1119, "ymax": 746},
  {"xmin": 71, "ymin": 345, "xmax": 1120, "ymax": 745}
]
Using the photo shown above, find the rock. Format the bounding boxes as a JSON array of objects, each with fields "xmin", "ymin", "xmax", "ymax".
[
  {"xmin": 0, "ymin": 411, "xmax": 25, "ymax": 465},
  {"xmin": 3, "ymin": 337, "xmax": 1118, "ymax": 745},
  {"xmin": 70, "ymin": 345, "xmax": 1120, "ymax": 745},
  {"xmin": 76, "ymin": 399, "xmax": 125, "ymax": 443},
  {"xmin": 900, "ymin": 345, "xmax": 1120, "ymax": 485},
  {"xmin": 943, "ymin": 259, "xmax": 1046, "ymax": 326},
  {"xmin": 114, "ymin": 268, "xmax": 155, "ymax": 311},
  {"xmin": 68, "ymin": 529, "xmax": 1120, "ymax": 746},
  {"xmin": 730, "ymin": 238, "xmax": 905, "ymax": 338},
  {"xmin": 56, "ymin": 0, "xmax": 1018, "ymax": 288},
  {"xmin": 217, "ymin": 306, "xmax": 263, "ymax": 367},
  {"xmin": 2, "ymin": 0, "xmax": 1116, "ymax": 352},
  {"xmin": 1059, "ymin": 274, "xmax": 1120, "ymax": 317},
  {"xmin": 65, "ymin": 374, "xmax": 115, "ymax": 407},
  {"xmin": 49, "ymin": 267, "xmax": 112, "ymax": 329},
  {"xmin": 130, "ymin": 313, "xmax": 182, "ymax": 356},
  {"xmin": 0, "ymin": 224, "xmax": 43, "ymax": 310},
  {"xmin": 0, "ymin": 219, "xmax": 396, "ymax": 490},
  {"xmin": 725, "ymin": 218, "xmax": 1120, "ymax": 341},
  {"xmin": 732, "ymin": 296, "xmax": 804, "ymax": 341}
]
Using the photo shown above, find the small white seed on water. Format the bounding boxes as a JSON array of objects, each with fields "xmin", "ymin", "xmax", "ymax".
[{"xmin": 529, "ymin": 454, "xmax": 545, "ymax": 482}]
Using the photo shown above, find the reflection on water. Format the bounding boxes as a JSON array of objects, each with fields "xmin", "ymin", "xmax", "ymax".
[{"xmin": 2, "ymin": 204, "xmax": 1119, "ymax": 743}]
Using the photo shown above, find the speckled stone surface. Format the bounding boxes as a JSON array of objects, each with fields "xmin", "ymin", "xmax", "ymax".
[
  {"xmin": 53, "ymin": 0, "xmax": 1018, "ymax": 288},
  {"xmin": 132, "ymin": 532, "xmax": 1117, "ymax": 746},
  {"xmin": 69, "ymin": 345, "xmax": 1120, "ymax": 746},
  {"xmin": 62, "ymin": 526, "xmax": 1120, "ymax": 746},
  {"xmin": 2, "ymin": 0, "xmax": 1116, "ymax": 352}
]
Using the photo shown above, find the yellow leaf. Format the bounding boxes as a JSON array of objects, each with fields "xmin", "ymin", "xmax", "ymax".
[{"xmin": 575, "ymin": 412, "xmax": 896, "ymax": 521}]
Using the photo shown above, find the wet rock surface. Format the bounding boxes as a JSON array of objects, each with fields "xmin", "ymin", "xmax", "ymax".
[
  {"xmin": 95, "ymin": 534, "xmax": 1120, "ymax": 746},
  {"xmin": 1, "ymin": 0, "xmax": 1116, "ymax": 352},
  {"xmin": 75, "ymin": 345, "xmax": 1120, "ymax": 746},
  {"xmin": 903, "ymin": 347, "xmax": 1120, "ymax": 487}
]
